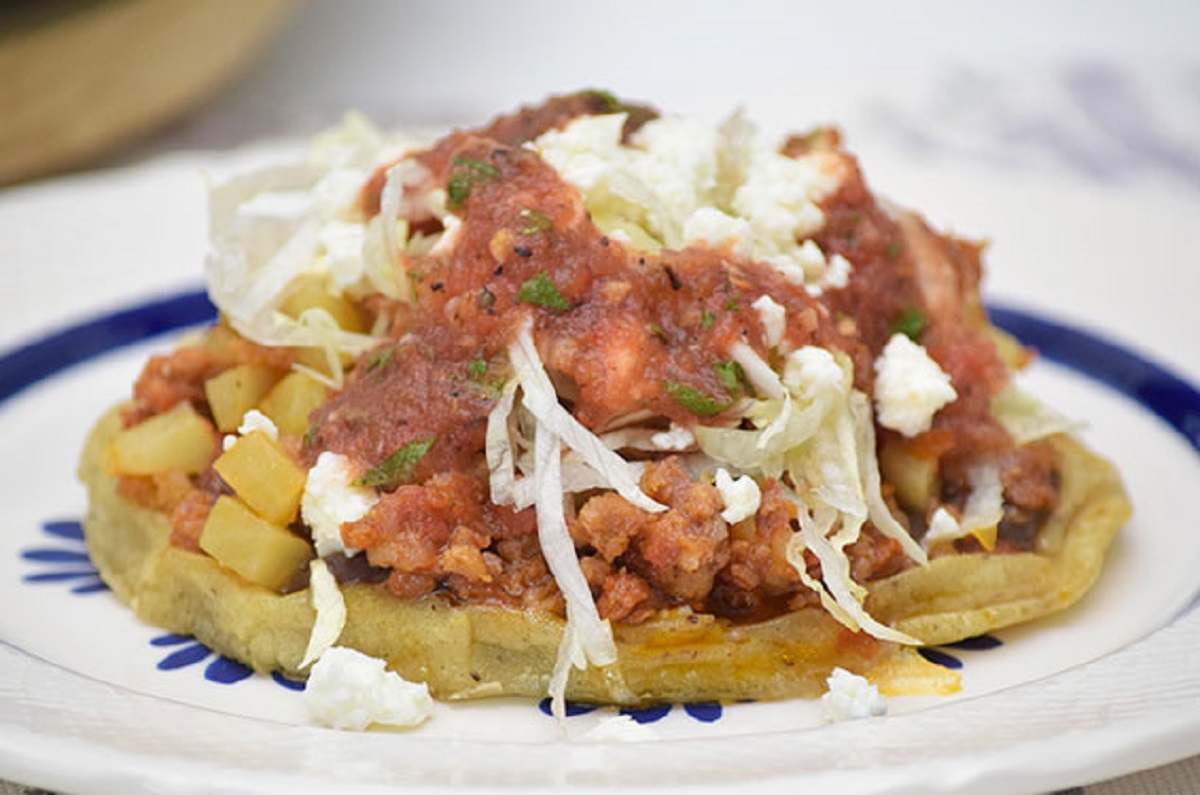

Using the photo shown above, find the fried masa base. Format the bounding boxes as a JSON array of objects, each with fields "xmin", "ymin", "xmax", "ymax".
[{"xmin": 79, "ymin": 405, "xmax": 1129, "ymax": 704}]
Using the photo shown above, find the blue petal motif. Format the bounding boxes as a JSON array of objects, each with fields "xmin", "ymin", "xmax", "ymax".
[
  {"xmin": 619, "ymin": 703, "xmax": 672, "ymax": 723},
  {"xmin": 21, "ymin": 549, "xmax": 92, "ymax": 563},
  {"xmin": 272, "ymin": 672, "xmax": 307, "ymax": 691},
  {"xmin": 41, "ymin": 520, "xmax": 85, "ymax": 541},
  {"xmin": 157, "ymin": 643, "xmax": 212, "ymax": 670},
  {"xmin": 944, "ymin": 633, "xmax": 1003, "ymax": 651},
  {"xmin": 682, "ymin": 701, "xmax": 723, "ymax": 722},
  {"xmin": 71, "ymin": 579, "xmax": 110, "ymax": 594},
  {"xmin": 150, "ymin": 633, "xmax": 194, "ymax": 647},
  {"xmin": 23, "ymin": 570, "xmax": 100, "ymax": 583},
  {"xmin": 20, "ymin": 520, "xmax": 107, "ymax": 596},
  {"xmin": 918, "ymin": 647, "xmax": 964, "ymax": 669},
  {"xmin": 537, "ymin": 698, "xmax": 599, "ymax": 717},
  {"xmin": 205, "ymin": 656, "xmax": 254, "ymax": 684}
]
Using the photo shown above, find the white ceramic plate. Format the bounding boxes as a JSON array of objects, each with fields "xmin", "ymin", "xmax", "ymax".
[{"xmin": 0, "ymin": 153, "xmax": 1198, "ymax": 795}]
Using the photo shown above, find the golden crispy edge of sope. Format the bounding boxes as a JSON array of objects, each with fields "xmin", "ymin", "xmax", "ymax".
[{"xmin": 78, "ymin": 397, "xmax": 1128, "ymax": 705}]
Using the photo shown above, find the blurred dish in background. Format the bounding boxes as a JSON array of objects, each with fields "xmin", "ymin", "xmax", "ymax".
[{"xmin": 0, "ymin": 0, "xmax": 292, "ymax": 185}]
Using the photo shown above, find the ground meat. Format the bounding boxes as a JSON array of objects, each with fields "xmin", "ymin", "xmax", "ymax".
[
  {"xmin": 573, "ymin": 457, "xmax": 729, "ymax": 608},
  {"xmin": 596, "ymin": 568, "xmax": 657, "ymax": 623},
  {"xmin": 168, "ymin": 490, "xmax": 215, "ymax": 552},
  {"xmin": 117, "ymin": 472, "xmax": 212, "ymax": 553},
  {"xmin": 724, "ymin": 478, "xmax": 801, "ymax": 594},
  {"xmin": 343, "ymin": 471, "xmax": 558, "ymax": 611},
  {"xmin": 122, "ymin": 329, "xmax": 293, "ymax": 427}
]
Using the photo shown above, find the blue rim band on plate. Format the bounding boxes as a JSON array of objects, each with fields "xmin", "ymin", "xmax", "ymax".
[{"xmin": 0, "ymin": 288, "xmax": 1196, "ymax": 454}]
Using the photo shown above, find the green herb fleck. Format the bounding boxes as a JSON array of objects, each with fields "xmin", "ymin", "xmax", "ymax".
[
  {"xmin": 891, "ymin": 307, "xmax": 927, "ymax": 341},
  {"xmin": 365, "ymin": 347, "xmax": 393, "ymax": 372},
  {"xmin": 713, "ymin": 360, "xmax": 744, "ymax": 396},
  {"xmin": 467, "ymin": 359, "xmax": 488, "ymax": 379},
  {"xmin": 518, "ymin": 208, "xmax": 553, "ymax": 235},
  {"xmin": 446, "ymin": 172, "xmax": 472, "ymax": 206},
  {"xmin": 356, "ymin": 437, "xmax": 437, "ymax": 489},
  {"xmin": 648, "ymin": 322, "xmax": 668, "ymax": 341},
  {"xmin": 446, "ymin": 156, "xmax": 501, "ymax": 209},
  {"xmin": 664, "ymin": 381, "xmax": 729, "ymax": 417},
  {"xmin": 724, "ymin": 298, "xmax": 740, "ymax": 312},
  {"xmin": 517, "ymin": 271, "xmax": 570, "ymax": 311},
  {"xmin": 302, "ymin": 424, "xmax": 318, "ymax": 448},
  {"xmin": 582, "ymin": 88, "xmax": 622, "ymax": 113},
  {"xmin": 885, "ymin": 241, "xmax": 902, "ymax": 260},
  {"xmin": 699, "ymin": 309, "xmax": 715, "ymax": 330}
]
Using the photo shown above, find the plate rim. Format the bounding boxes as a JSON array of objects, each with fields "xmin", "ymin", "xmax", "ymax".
[{"xmin": 1, "ymin": 288, "xmax": 1198, "ymax": 794}]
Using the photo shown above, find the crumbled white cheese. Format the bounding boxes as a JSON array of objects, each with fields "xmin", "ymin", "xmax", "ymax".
[
  {"xmin": 301, "ymin": 452, "xmax": 379, "ymax": 557},
  {"xmin": 782, "ymin": 346, "xmax": 845, "ymax": 399},
  {"xmin": 222, "ymin": 409, "xmax": 279, "ymax": 451},
  {"xmin": 300, "ymin": 559, "xmax": 347, "ymax": 669},
  {"xmin": 238, "ymin": 409, "xmax": 278, "ymax": 440},
  {"xmin": 824, "ymin": 253, "xmax": 853, "ymax": 289},
  {"xmin": 682, "ymin": 207, "xmax": 752, "ymax": 256},
  {"xmin": 304, "ymin": 647, "xmax": 433, "ymax": 731},
  {"xmin": 751, "ymin": 294, "xmax": 787, "ymax": 349},
  {"xmin": 923, "ymin": 506, "xmax": 963, "ymax": 548},
  {"xmin": 650, "ymin": 423, "xmax": 695, "ymax": 451},
  {"xmin": 873, "ymin": 334, "xmax": 958, "ymax": 437},
  {"xmin": 714, "ymin": 468, "xmax": 762, "ymax": 524},
  {"xmin": 794, "ymin": 239, "xmax": 827, "ymax": 278},
  {"xmin": 580, "ymin": 714, "xmax": 660, "ymax": 743},
  {"xmin": 821, "ymin": 667, "xmax": 887, "ymax": 722},
  {"xmin": 533, "ymin": 112, "xmax": 844, "ymax": 283}
]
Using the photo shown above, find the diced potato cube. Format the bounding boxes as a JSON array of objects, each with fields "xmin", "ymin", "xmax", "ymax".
[
  {"xmin": 109, "ymin": 402, "xmax": 215, "ymax": 476},
  {"xmin": 280, "ymin": 274, "xmax": 366, "ymax": 333},
  {"xmin": 214, "ymin": 432, "xmax": 306, "ymax": 525},
  {"xmin": 258, "ymin": 371, "xmax": 329, "ymax": 437},
  {"xmin": 879, "ymin": 437, "xmax": 940, "ymax": 513},
  {"xmin": 204, "ymin": 364, "xmax": 282, "ymax": 432},
  {"xmin": 290, "ymin": 346, "xmax": 354, "ymax": 380},
  {"xmin": 199, "ymin": 496, "xmax": 312, "ymax": 591}
]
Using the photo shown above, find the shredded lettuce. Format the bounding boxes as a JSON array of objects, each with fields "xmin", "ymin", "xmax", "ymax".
[
  {"xmin": 532, "ymin": 420, "xmax": 619, "ymax": 720},
  {"xmin": 923, "ymin": 463, "xmax": 1005, "ymax": 551},
  {"xmin": 205, "ymin": 117, "xmax": 429, "ymax": 369},
  {"xmin": 485, "ymin": 379, "xmax": 520, "ymax": 506},
  {"xmin": 299, "ymin": 559, "xmax": 347, "ymax": 669},
  {"xmin": 789, "ymin": 497, "xmax": 920, "ymax": 645},
  {"xmin": 508, "ymin": 319, "xmax": 665, "ymax": 513},
  {"xmin": 991, "ymin": 383, "xmax": 1083, "ymax": 445},
  {"xmin": 849, "ymin": 392, "xmax": 929, "ymax": 565}
]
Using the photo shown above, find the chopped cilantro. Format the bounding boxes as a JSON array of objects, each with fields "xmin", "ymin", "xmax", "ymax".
[
  {"xmin": 664, "ymin": 381, "xmax": 728, "ymax": 416},
  {"xmin": 582, "ymin": 88, "xmax": 622, "ymax": 112},
  {"xmin": 885, "ymin": 241, "xmax": 902, "ymax": 260},
  {"xmin": 518, "ymin": 208, "xmax": 553, "ymax": 235},
  {"xmin": 713, "ymin": 360, "xmax": 744, "ymax": 396},
  {"xmin": 365, "ymin": 347, "xmax": 393, "ymax": 372},
  {"xmin": 517, "ymin": 271, "xmax": 570, "ymax": 311},
  {"xmin": 648, "ymin": 322, "xmax": 668, "ymax": 341},
  {"xmin": 467, "ymin": 359, "xmax": 488, "ymax": 379},
  {"xmin": 699, "ymin": 309, "xmax": 715, "ymax": 330},
  {"xmin": 446, "ymin": 156, "xmax": 500, "ymax": 209},
  {"xmin": 302, "ymin": 424, "xmax": 317, "ymax": 448},
  {"xmin": 724, "ymin": 297, "xmax": 740, "ymax": 311},
  {"xmin": 891, "ymin": 307, "xmax": 927, "ymax": 341},
  {"xmin": 356, "ymin": 437, "xmax": 436, "ymax": 488}
]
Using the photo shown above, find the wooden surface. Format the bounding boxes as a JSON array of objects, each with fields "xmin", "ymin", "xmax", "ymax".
[{"xmin": 0, "ymin": 0, "xmax": 293, "ymax": 185}]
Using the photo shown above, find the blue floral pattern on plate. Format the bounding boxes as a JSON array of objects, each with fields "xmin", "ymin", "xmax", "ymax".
[
  {"xmin": 538, "ymin": 699, "xmax": 724, "ymax": 723},
  {"xmin": 149, "ymin": 632, "xmax": 305, "ymax": 690},
  {"xmin": 20, "ymin": 519, "xmax": 108, "ymax": 595}
]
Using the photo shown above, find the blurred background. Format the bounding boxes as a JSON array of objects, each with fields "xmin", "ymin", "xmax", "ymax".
[
  {"xmin": 2, "ymin": 0, "xmax": 1198, "ymax": 378},
  {"xmin": 5, "ymin": 0, "xmax": 1200, "ymax": 193}
]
